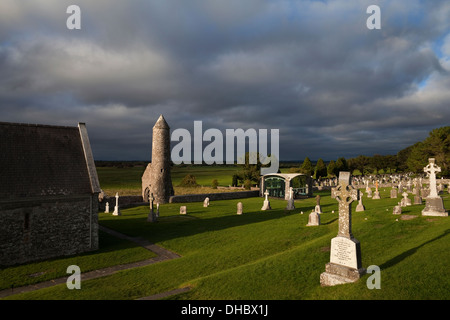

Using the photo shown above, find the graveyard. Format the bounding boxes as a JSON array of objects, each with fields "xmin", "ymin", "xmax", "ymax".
[{"xmin": 1, "ymin": 183, "xmax": 449, "ymax": 300}]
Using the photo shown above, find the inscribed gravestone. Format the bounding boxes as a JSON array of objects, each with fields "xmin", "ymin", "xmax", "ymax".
[
  {"xmin": 307, "ymin": 210, "xmax": 320, "ymax": 226},
  {"xmin": 285, "ymin": 187, "xmax": 295, "ymax": 210},
  {"xmin": 237, "ymin": 202, "xmax": 243, "ymax": 215},
  {"xmin": 355, "ymin": 197, "xmax": 365, "ymax": 212},
  {"xmin": 422, "ymin": 158, "xmax": 448, "ymax": 217},
  {"xmin": 320, "ymin": 172, "xmax": 365, "ymax": 287}
]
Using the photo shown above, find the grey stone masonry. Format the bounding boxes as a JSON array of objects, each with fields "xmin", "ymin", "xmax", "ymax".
[
  {"xmin": 0, "ymin": 122, "xmax": 100, "ymax": 267},
  {"xmin": 142, "ymin": 115, "xmax": 174, "ymax": 204}
]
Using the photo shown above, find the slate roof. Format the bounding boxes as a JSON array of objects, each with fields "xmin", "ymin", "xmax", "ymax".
[{"xmin": 0, "ymin": 122, "xmax": 96, "ymax": 200}]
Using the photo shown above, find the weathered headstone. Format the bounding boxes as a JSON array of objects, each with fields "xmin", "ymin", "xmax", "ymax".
[
  {"xmin": 105, "ymin": 202, "xmax": 109, "ymax": 213},
  {"xmin": 367, "ymin": 188, "xmax": 372, "ymax": 198},
  {"xmin": 307, "ymin": 210, "xmax": 320, "ymax": 226},
  {"xmin": 355, "ymin": 197, "xmax": 365, "ymax": 212},
  {"xmin": 261, "ymin": 190, "xmax": 271, "ymax": 210},
  {"xmin": 237, "ymin": 202, "xmax": 243, "ymax": 215},
  {"xmin": 112, "ymin": 192, "xmax": 121, "ymax": 216},
  {"xmin": 413, "ymin": 187, "xmax": 422, "ymax": 205},
  {"xmin": 315, "ymin": 195, "xmax": 323, "ymax": 213},
  {"xmin": 422, "ymin": 158, "xmax": 448, "ymax": 217},
  {"xmin": 203, "ymin": 197, "xmax": 210, "ymax": 208},
  {"xmin": 285, "ymin": 187, "xmax": 295, "ymax": 210},
  {"xmin": 180, "ymin": 206, "xmax": 187, "ymax": 215},
  {"xmin": 393, "ymin": 203, "xmax": 402, "ymax": 215},
  {"xmin": 406, "ymin": 180, "xmax": 412, "ymax": 193},
  {"xmin": 372, "ymin": 180, "xmax": 380, "ymax": 199},
  {"xmin": 320, "ymin": 172, "xmax": 365, "ymax": 287},
  {"xmin": 147, "ymin": 193, "xmax": 157, "ymax": 222},
  {"xmin": 400, "ymin": 192, "xmax": 411, "ymax": 207},
  {"xmin": 390, "ymin": 187, "xmax": 398, "ymax": 199}
]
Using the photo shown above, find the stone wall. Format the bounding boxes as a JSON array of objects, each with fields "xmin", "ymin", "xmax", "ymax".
[
  {"xmin": 0, "ymin": 195, "xmax": 99, "ymax": 267},
  {"xmin": 99, "ymin": 195, "xmax": 145, "ymax": 210},
  {"xmin": 169, "ymin": 190, "xmax": 259, "ymax": 203}
]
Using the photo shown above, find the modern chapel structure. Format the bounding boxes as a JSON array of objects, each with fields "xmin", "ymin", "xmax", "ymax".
[{"xmin": 260, "ymin": 173, "xmax": 313, "ymax": 199}]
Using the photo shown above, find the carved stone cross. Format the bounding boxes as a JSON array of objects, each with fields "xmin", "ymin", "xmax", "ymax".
[
  {"xmin": 424, "ymin": 158, "xmax": 441, "ymax": 198},
  {"xmin": 264, "ymin": 189, "xmax": 269, "ymax": 201},
  {"xmin": 149, "ymin": 192, "xmax": 154, "ymax": 209},
  {"xmin": 333, "ymin": 172, "xmax": 359, "ymax": 239}
]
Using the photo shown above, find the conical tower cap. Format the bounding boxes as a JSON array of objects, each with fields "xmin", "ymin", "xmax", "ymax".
[{"xmin": 153, "ymin": 114, "xmax": 170, "ymax": 129}]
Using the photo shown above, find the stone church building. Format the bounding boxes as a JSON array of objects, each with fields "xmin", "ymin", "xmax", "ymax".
[{"xmin": 0, "ymin": 122, "xmax": 101, "ymax": 266}]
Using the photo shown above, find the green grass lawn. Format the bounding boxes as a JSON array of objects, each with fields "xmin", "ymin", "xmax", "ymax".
[
  {"xmin": 0, "ymin": 230, "xmax": 156, "ymax": 291},
  {"xmin": 3, "ymin": 189, "xmax": 449, "ymax": 300},
  {"xmin": 97, "ymin": 165, "xmax": 242, "ymax": 196}
]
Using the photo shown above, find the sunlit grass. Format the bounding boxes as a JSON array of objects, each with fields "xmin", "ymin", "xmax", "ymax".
[{"xmin": 4, "ymin": 190, "xmax": 449, "ymax": 300}]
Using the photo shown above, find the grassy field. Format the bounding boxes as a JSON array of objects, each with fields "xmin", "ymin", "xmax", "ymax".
[
  {"xmin": 2, "ymin": 188, "xmax": 449, "ymax": 300},
  {"xmin": 97, "ymin": 165, "xmax": 243, "ymax": 196}
]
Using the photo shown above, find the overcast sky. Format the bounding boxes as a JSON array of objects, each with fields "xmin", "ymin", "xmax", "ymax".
[{"xmin": 1, "ymin": 0, "xmax": 449, "ymax": 161}]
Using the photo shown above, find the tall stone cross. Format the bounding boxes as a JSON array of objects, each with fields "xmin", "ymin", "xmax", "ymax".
[
  {"xmin": 149, "ymin": 192, "xmax": 154, "ymax": 210},
  {"xmin": 321, "ymin": 171, "xmax": 365, "ymax": 287},
  {"xmin": 333, "ymin": 172, "xmax": 359, "ymax": 238},
  {"xmin": 264, "ymin": 189, "xmax": 269, "ymax": 201},
  {"xmin": 424, "ymin": 158, "xmax": 440, "ymax": 198},
  {"xmin": 147, "ymin": 191, "xmax": 157, "ymax": 222}
]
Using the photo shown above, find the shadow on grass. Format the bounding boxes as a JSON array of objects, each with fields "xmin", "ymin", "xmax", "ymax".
[
  {"xmin": 100, "ymin": 206, "xmax": 313, "ymax": 244},
  {"xmin": 379, "ymin": 229, "xmax": 450, "ymax": 270},
  {"xmin": 321, "ymin": 218, "xmax": 338, "ymax": 225}
]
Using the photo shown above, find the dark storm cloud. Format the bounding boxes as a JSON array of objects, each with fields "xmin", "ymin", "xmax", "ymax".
[{"xmin": 1, "ymin": 0, "xmax": 449, "ymax": 161}]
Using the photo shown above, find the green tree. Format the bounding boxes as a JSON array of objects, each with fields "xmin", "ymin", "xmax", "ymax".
[
  {"xmin": 327, "ymin": 160, "xmax": 336, "ymax": 177},
  {"xmin": 335, "ymin": 157, "xmax": 348, "ymax": 173},
  {"xmin": 371, "ymin": 154, "xmax": 384, "ymax": 174},
  {"xmin": 300, "ymin": 157, "xmax": 314, "ymax": 176},
  {"xmin": 347, "ymin": 158, "xmax": 358, "ymax": 175},
  {"xmin": 406, "ymin": 142, "xmax": 428, "ymax": 173},
  {"xmin": 231, "ymin": 174, "xmax": 239, "ymax": 187},
  {"xmin": 178, "ymin": 174, "xmax": 199, "ymax": 187},
  {"xmin": 236, "ymin": 152, "xmax": 262, "ymax": 186},
  {"xmin": 420, "ymin": 126, "xmax": 450, "ymax": 176},
  {"xmin": 397, "ymin": 145, "xmax": 414, "ymax": 172},
  {"xmin": 211, "ymin": 179, "xmax": 219, "ymax": 189},
  {"xmin": 315, "ymin": 158, "xmax": 327, "ymax": 179},
  {"xmin": 354, "ymin": 155, "xmax": 370, "ymax": 175},
  {"xmin": 384, "ymin": 155, "xmax": 398, "ymax": 173}
]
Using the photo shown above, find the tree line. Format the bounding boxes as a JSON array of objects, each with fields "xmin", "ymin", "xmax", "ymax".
[{"xmin": 295, "ymin": 126, "xmax": 450, "ymax": 178}]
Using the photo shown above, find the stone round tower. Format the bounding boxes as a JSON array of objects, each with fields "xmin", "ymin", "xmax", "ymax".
[{"xmin": 142, "ymin": 115, "xmax": 174, "ymax": 204}]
